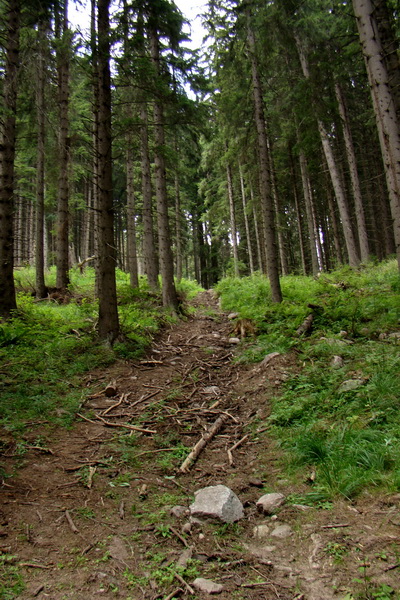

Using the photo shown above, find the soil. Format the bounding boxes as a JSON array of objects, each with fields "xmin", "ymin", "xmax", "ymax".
[{"xmin": 1, "ymin": 290, "xmax": 400, "ymax": 600}]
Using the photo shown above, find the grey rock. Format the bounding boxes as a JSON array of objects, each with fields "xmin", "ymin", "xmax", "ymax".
[
  {"xmin": 182, "ymin": 522, "xmax": 192, "ymax": 534},
  {"xmin": 253, "ymin": 524, "xmax": 270, "ymax": 539},
  {"xmin": 228, "ymin": 337, "xmax": 240, "ymax": 344},
  {"xmin": 228, "ymin": 312, "xmax": 239, "ymax": 320},
  {"xmin": 256, "ymin": 492, "xmax": 285, "ymax": 515},
  {"xmin": 338, "ymin": 379, "xmax": 364, "ymax": 393},
  {"xmin": 170, "ymin": 505, "xmax": 188, "ymax": 518},
  {"xmin": 193, "ymin": 578, "xmax": 224, "ymax": 594},
  {"xmin": 190, "ymin": 485, "xmax": 244, "ymax": 523},
  {"xmin": 271, "ymin": 524, "xmax": 293, "ymax": 538},
  {"xmin": 388, "ymin": 332, "xmax": 400, "ymax": 340},
  {"xmin": 330, "ymin": 355, "xmax": 344, "ymax": 369}
]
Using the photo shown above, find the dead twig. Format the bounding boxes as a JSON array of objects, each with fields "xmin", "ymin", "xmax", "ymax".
[
  {"xmin": 321, "ymin": 523, "xmax": 350, "ymax": 529},
  {"xmin": 19, "ymin": 562, "xmax": 53, "ymax": 569},
  {"xmin": 174, "ymin": 572, "xmax": 195, "ymax": 594},
  {"xmin": 228, "ymin": 434, "xmax": 250, "ymax": 465},
  {"xmin": 65, "ymin": 510, "xmax": 79, "ymax": 534},
  {"xmin": 179, "ymin": 414, "xmax": 227, "ymax": 473},
  {"xmin": 95, "ymin": 415, "xmax": 156, "ymax": 434},
  {"xmin": 169, "ymin": 525, "xmax": 189, "ymax": 547},
  {"xmin": 164, "ymin": 588, "xmax": 183, "ymax": 600}
]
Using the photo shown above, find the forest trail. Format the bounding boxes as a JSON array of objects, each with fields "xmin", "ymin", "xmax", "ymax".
[{"xmin": 1, "ymin": 291, "xmax": 400, "ymax": 600}]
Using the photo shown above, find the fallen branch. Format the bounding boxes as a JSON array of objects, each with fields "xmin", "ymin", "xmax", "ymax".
[
  {"xmin": 179, "ymin": 414, "xmax": 227, "ymax": 473},
  {"xmin": 164, "ymin": 588, "xmax": 183, "ymax": 600},
  {"xmin": 95, "ymin": 415, "xmax": 156, "ymax": 434},
  {"xmin": 227, "ymin": 434, "xmax": 250, "ymax": 466},
  {"xmin": 296, "ymin": 313, "xmax": 313, "ymax": 336},
  {"xmin": 174, "ymin": 572, "xmax": 195, "ymax": 594},
  {"xmin": 321, "ymin": 523, "xmax": 350, "ymax": 529},
  {"xmin": 65, "ymin": 510, "xmax": 79, "ymax": 534},
  {"xmin": 169, "ymin": 525, "xmax": 189, "ymax": 547},
  {"xmin": 20, "ymin": 562, "xmax": 53, "ymax": 569}
]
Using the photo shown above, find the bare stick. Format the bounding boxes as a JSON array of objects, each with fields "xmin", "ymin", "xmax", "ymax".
[
  {"xmin": 95, "ymin": 415, "xmax": 156, "ymax": 434},
  {"xmin": 65, "ymin": 510, "xmax": 79, "ymax": 534},
  {"xmin": 19, "ymin": 562, "xmax": 52, "ymax": 569},
  {"xmin": 169, "ymin": 525, "xmax": 189, "ymax": 547},
  {"xmin": 321, "ymin": 523, "xmax": 350, "ymax": 529},
  {"xmin": 87, "ymin": 466, "xmax": 96, "ymax": 489},
  {"xmin": 119, "ymin": 500, "xmax": 125, "ymax": 520},
  {"xmin": 164, "ymin": 588, "xmax": 183, "ymax": 600},
  {"xmin": 179, "ymin": 415, "xmax": 227, "ymax": 473},
  {"xmin": 102, "ymin": 395, "xmax": 124, "ymax": 416},
  {"xmin": 174, "ymin": 572, "xmax": 195, "ymax": 594}
]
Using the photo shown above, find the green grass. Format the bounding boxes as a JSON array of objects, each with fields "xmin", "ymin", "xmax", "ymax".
[
  {"xmin": 0, "ymin": 267, "xmax": 200, "ymax": 434},
  {"xmin": 216, "ymin": 259, "xmax": 400, "ymax": 499}
]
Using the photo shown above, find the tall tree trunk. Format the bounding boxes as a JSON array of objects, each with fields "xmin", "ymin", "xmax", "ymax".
[
  {"xmin": 149, "ymin": 26, "xmax": 179, "ymax": 310},
  {"xmin": 35, "ymin": 21, "xmax": 47, "ymax": 298},
  {"xmin": 96, "ymin": 0, "xmax": 119, "ymax": 342},
  {"xmin": 295, "ymin": 37, "xmax": 361, "ymax": 267},
  {"xmin": 140, "ymin": 102, "xmax": 159, "ymax": 290},
  {"xmin": 55, "ymin": 0, "xmax": 70, "ymax": 290},
  {"xmin": 226, "ymin": 163, "xmax": 239, "ymax": 277},
  {"xmin": 299, "ymin": 150, "xmax": 320, "ymax": 275},
  {"xmin": 126, "ymin": 144, "xmax": 139, "ymax": 288},
  {"xmin": 335, "ymin": 81, "xmax": 370, "ymax": 262},
  {"xmin": 246, "ymin": 10, "xmax": 282, "ymax": 302},
  {"xmin": 239, "ymin": 163, "xmax": 254, "ymax": 274},
  {"xmin": 0, "ymin": 0, "xmax": 19, "ymax": 319},
  {"xmin": 353, "ymin": 0, "xmax": 400, "ymax": 269},
  {"xmin": 288, "ymin": 146, "xmax": 307, "ymax": 274}
]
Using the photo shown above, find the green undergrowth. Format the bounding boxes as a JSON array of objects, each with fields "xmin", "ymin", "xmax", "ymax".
[
  {"xmin": 0, "ymin": 267, "xmax": 201, "ymax": 435},
  {"xmin": 216, "ymin": 260, "xmax": 400, "ymax": 500}
]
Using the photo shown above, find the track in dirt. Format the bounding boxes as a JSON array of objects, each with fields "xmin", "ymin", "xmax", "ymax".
[{"xmin": 1, "ymin": 291, "xmax": 400, "ymax": 600}]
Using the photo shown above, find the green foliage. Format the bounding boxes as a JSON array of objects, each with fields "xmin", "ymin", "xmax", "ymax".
[
  {"xmin": 0, "ymin": 555, "xmax": 25, "ymax": 599},
  {"xmin": 216, "ymin": 260, "xmax": 400, "ymax": 498},
  {"xmin": 2, "ymin": 268, "xmax": 201, "ymax": 434}
]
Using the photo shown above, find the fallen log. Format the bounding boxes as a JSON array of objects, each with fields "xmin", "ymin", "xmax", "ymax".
[
  {"xmin": 296, "ymin": 313, "xmax": 313, "ymax": 336},
  {"xmin": 179, "ymin": 414, "xmax": 227, "ymax": 473}
]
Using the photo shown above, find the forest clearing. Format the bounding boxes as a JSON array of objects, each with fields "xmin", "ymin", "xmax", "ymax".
[{"xmin": 1, "ymin": 262, "xmax": 400, "ymax": 599}]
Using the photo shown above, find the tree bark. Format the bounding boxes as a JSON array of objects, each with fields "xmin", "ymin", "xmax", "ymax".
[
  {"xmin": 35, "ymin": 21, "xmax": 47, "ymax": 298},
  {"xmin": 55, "ymin": 0, "xmax": 70, "ymax": 290},
  {"xmin": 96, "ymin": 0, "xmax": 119, "ymax": 342},
  {"xmin": 126, "ymin": 144, "xmax": 139, "ymax": 288},
  {"xmin": 246, "ymin": 11, "xmax": 282, "ymax": 302},
  {"xmin": 149, "ymin": 26, "xmax": 179, "ymax": 310},
  {"xmin": 239, "ymin": 163, "xmax": 254, "ymax": 274},
  {"xmin": 299, "ymin": 150, "xmax": 320, "ymax": 275},
  {"xmin": 0, "ymin": 0, "xmax": 20, "ymax": 319},
  {"xmin": 353, "ymin": 0, "xmax": 400, "ymax": 269},
  {"xmin": 335, "ymin": 81, "xmax": 370, "ymax": 263},
  {"xmin": 226, "ymin": 163, "xmax": 239, "ymax": 277}
]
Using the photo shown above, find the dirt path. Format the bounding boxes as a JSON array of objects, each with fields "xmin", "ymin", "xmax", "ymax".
[{"xmin": 1, "ymin": 291, "xmax": 400, "ymax": 599}]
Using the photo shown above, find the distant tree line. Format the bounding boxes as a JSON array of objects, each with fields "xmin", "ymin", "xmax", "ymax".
[{"xmin": 0, "ymin": 0, "xmax": 399, "ymax": 338}]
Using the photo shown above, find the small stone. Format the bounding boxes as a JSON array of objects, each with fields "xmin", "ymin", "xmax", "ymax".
[
  {"xmin": 198, "ymin": 533, "xmax": 205, "ymax": 540},
  {"xmin": 228, "ymin": 337, "xmax": 240, "ymax": 344},
  {"xmin": 190, "ymin": 485, "xmax": 244, "ymax": 523},
  {"xmin": 339, "ymin": 330, "xmax": 348, "ymax": 338},
  {"xmin": 170, "ymin": 505, "xmax": 188, "ymax": 518},
  {"xmin": 182, "ymin": 522, "xmax": 192, "ymax": 534},
  {"xmin": 193, "ymin": 578, "xmax": 224, "ymax": 594},
  {"xmin": 388, "ymin": 332, "xmax": 400, "ymax": 340},
  {"xmin": 248, "ymin": 478, "xmax": 264, "ymax": 488},
  {"xmin": 228, "ymin": 312, "xmax": 239, "ymax": 320},
  {"xmin": 292, "ymin": 504, "xmax": 311, "ymax": 511},
  {"xmin": 331, "ymin": 355, "xmax": 344, "ymax": 369},
  {"xmin": 271, "ymin": 524, "xmax": 293, "ymax": 539},
  {"xmin": 256, "ymin": 493, "xmax": 285, "ymax": 515},
  {"xmin": 253, "ymin": 524, "xmax": 270, "ymax": 539},
  {"xmin": 338, "ymin": 379, "xmax": 364, "ymax": 393}
]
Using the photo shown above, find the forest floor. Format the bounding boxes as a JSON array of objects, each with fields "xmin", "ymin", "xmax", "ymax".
[{"xmin": 1, "ymin": 290, "xmax": 400, "ymax": 600}]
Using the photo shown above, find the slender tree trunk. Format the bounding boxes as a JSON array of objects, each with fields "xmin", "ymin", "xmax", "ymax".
[
  {"xmin": 149, "ymin": 27, "xmax": 179, "ymax": 310},
  {"xmin": 226, "ymin": 163, "xmax": 239, "ymax": 277},
  {"xmin": 96, "ymin": 0, "xmax": 119, "ymax": 342},
  {"xmin": 140, "ymin": 102, "xmax": 159, "ymax": 290},
  {"xmin": 353, "ymin": 0, "xmax": 400, "ymax": 268},
  {"xmin": 299, "ymin": 151, "xmax": 320, "ymax": 275},
  {"xmin": 55, "ymin": 1, "xmax": 70, "ymax": 290},
  {"xmin": 251, "ymin": 189, "xmax": 264, "ymax": 273},
  {"xmin": 35, "ymin": 21, "xmax": 47, "ymax": 298},
  {"xmin": 295, "ymin": 37, "xmax": 360, "ymax": 267},
  {"xmin": 174, "ymin": 137, "xmax": 183, "ymax": 283},
  {"xmin": 246, "ymin": 11, "xmax": 282, "ymax": 302},
  {"xmin": 288, "ymin": 147, "xmax": 307, "ymax": 274},
  {"xmin": 126, "ymin": 144, "xmax": 139, "ymax": 288},
  {"xmin": 335, "ymin": 81, "xmax": 370, "ymax": 262},
  {"xmin": 239, "ymin": 163, "xmax": 254, "ymax": 274},
  {"xmin": 0, "ymin": 0, "xmax": 19, "ymax": 319}
]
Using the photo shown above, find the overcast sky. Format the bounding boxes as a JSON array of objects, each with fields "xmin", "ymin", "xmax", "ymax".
[{"xmin": 69, "ymin": 1, "xmax": 207, "ymax": 51}]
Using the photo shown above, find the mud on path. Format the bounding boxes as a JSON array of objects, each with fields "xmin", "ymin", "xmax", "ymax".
[{"xmin": 1, "ymin": 290, "xmax": 400, "ymax": 600}]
